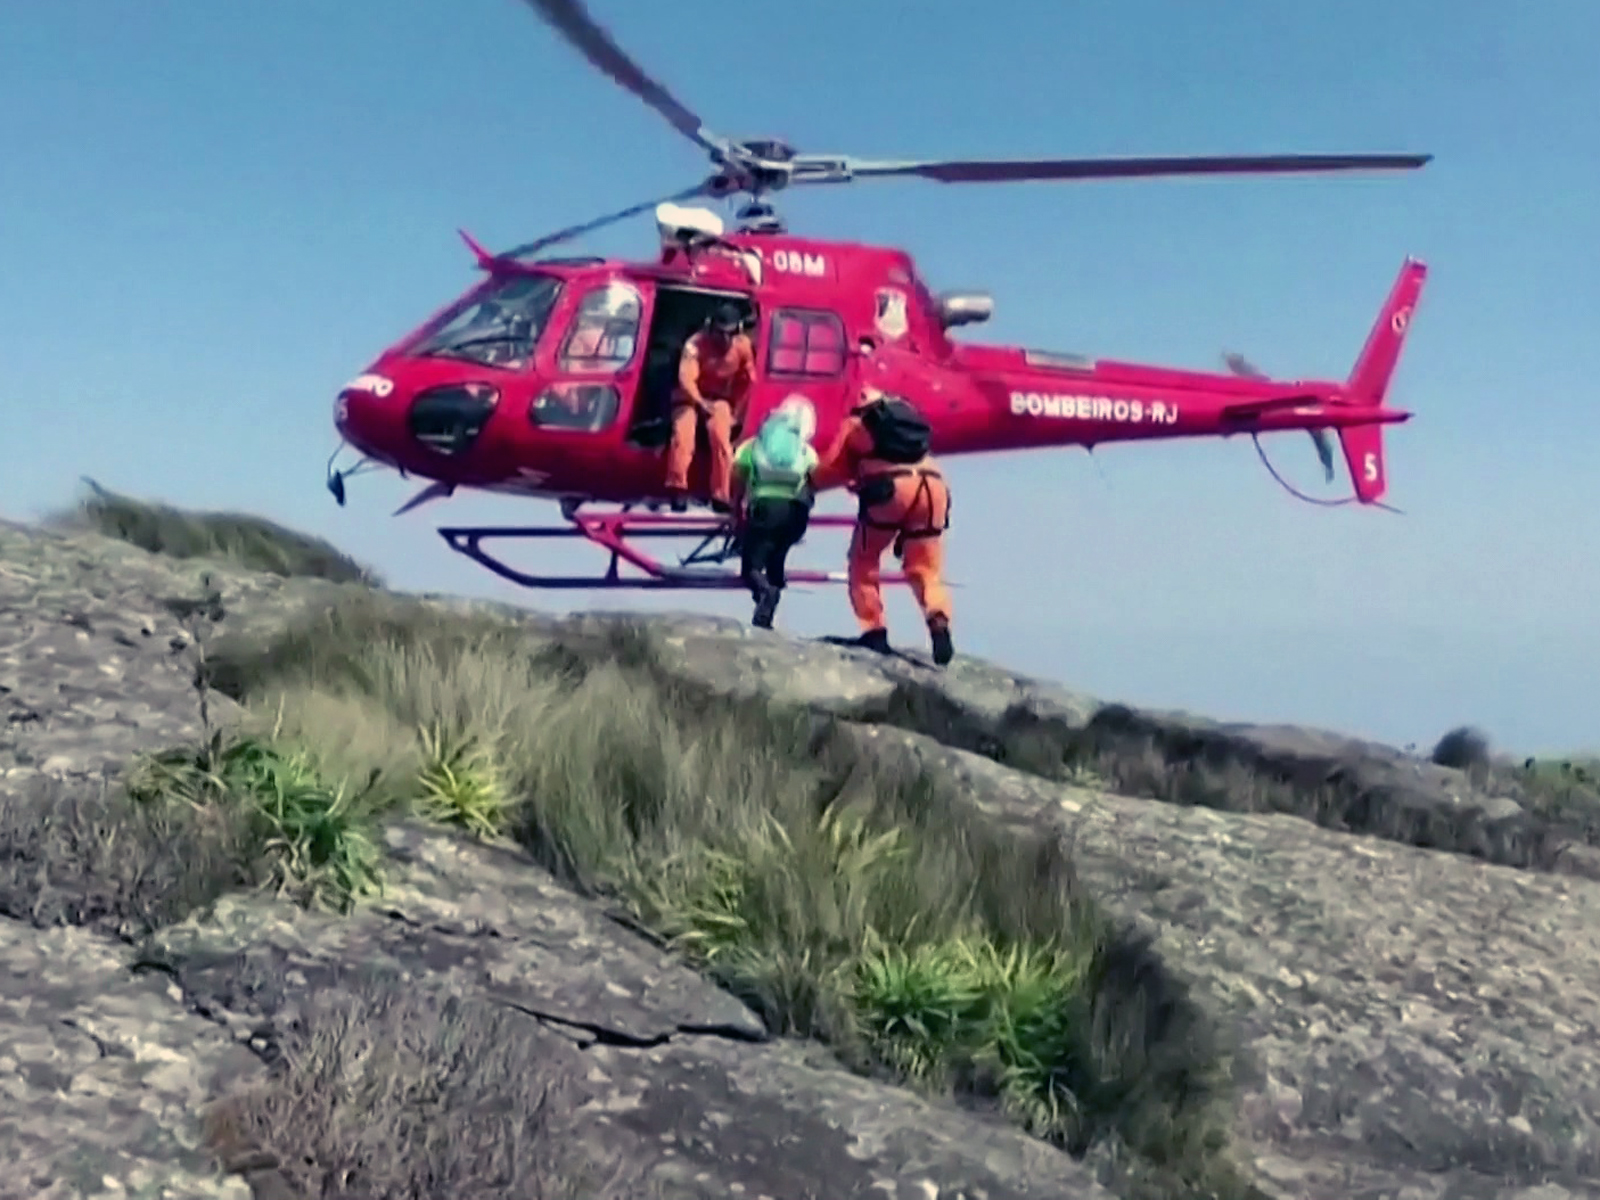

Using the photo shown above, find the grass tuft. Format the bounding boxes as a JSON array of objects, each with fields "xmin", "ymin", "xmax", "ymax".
[
  {"xmin": 848, "ymin": 930, "xmax": 1101, "ymax": 1146},
  {"xmin": 870, "ymin": 682, "xmax": 1600, "ymax": 873},
  {"xmin": 852, "ymin": 934, "xmax": 987, "ymax": 1083},
  {"xmin": 202, "ymin": 597, "xmax": 1246, "ymax": 1197},
  {"xmin": 203, "ymin": 974, "xmax": 645, "ymax": 1199},
  {"xmin": 415, "ymin": 723, "xmax": 514, "ymax": 839},
  {"xmin": 0, "ymin": 774, "xmax": 260, "ymax": 940},
  {"xmin": 1493, "ymin": 754, "xmax": 1600, "ymax": 843},
  {"xmin": 51, "ymin": 478, "xmax": 380, "ymax": 584},
  {"xmin": 126, "ymin": 728, "xmax": 384, "ymax": 912}
]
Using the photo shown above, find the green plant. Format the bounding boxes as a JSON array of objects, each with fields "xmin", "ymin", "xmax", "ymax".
[
  {"xmin": 414, "ymin": 724, "xmax": 514, "ymax": 839},
  {"xmin": 633, "ymin": 842, "xmax": 756, "ymax": 968},
  {"xmin": 970, "ymin": 938, "xmax": 1094, "ymax": 1143},
  {"xmin": 250, "ymin": 749, "xmax": 384, "ymax": 912},
  {"xmin": 127, "ymin": 728, "xmax": 384, "ymax": 912},
  {"xmin": 848, "ymin": 933, "xmax": 1095, "ymax": 1142},
  {"xmin": 851, "ymin": 934, "xmax": 986, "ymax": 1083},
  {"xmin": 206, "ymin": 600, "xmax": 1242, "ymax": 1194}
]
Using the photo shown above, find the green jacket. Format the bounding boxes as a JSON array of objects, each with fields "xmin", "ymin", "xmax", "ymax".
[{"xmin": 732, "ymin": 437, "xmax": 819, "ymax": 503}]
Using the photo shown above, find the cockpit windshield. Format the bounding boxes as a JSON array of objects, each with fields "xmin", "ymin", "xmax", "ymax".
[{"xmin": 410, "ymin": 273, "xmax": 564, "ymax": 370}]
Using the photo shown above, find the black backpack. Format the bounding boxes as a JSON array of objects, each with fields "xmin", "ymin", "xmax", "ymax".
[{"xmin": 859, "ymin": 395, "xmax": 931, "ymax": 464}]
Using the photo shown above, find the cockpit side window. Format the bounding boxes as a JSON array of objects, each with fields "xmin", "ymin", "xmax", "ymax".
[{"xmin": 558, "ymin": 281, "xmax": 643, "ymax": 374}]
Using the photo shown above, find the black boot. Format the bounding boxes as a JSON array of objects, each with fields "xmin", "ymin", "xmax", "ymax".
[
  {"xmin": 928, "ymin": 616, "xmax": 954, "ymax": 666},
  {"xmin": 855, "ymin": 627, "xmax": 891, "ymax": 655},
  {"xmin": 667, "ymin": 490, "xmax": 689, "ymax": 513},
  {"xmin": 752, "ymin": 587, "xmax": 780, "ymax": 629}
]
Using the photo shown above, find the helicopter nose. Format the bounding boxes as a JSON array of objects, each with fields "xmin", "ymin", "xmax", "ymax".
[
  {"xmin": 333, "ymin": 376, "xmax": 396, "ymax": 456},
  {"xmin": 334, "ymin": 374, "xmax": 502, "ymax": 469}
]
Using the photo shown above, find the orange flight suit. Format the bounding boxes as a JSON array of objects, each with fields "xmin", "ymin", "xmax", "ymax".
[
  {"xmin": 812, "ymin": 405, "xmax": 952, "ymax": 640},
  {"xmin": 666, "ymin": 330, "xmax": 754, "ymax": 507}
]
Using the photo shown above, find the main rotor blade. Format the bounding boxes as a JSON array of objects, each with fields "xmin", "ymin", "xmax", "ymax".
[
  {"xmin": 515, "ymin": 0, "xmax": 726, "ymax": 156},
  {"xmin": 830, "ymin": 151, "xmax": 1432, "ymax": 184},
  {"xmin": 501, "ymin": 181, "xmax": 712, "ymax": 259}
]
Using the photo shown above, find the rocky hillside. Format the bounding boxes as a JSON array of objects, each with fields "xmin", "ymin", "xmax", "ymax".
[{"xmin": 2, "ymin": 489, "xmax": 1598, "ymax": 1200}]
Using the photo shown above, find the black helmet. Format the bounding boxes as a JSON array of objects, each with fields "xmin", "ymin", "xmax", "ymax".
[{"xmin": 709, "ymin": 302, "xmax": 742, "ymax": 333}]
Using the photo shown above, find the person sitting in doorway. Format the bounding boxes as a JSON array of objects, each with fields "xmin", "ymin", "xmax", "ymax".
[
  {"xmin": 730, "ymin": 395, "xmax": 819, "ymax": 629},
  {"xmin": 664, "ymin": 302, "xmax": 754, "ymax": 513}
]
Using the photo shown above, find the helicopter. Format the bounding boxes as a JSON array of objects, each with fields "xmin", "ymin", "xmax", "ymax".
[{"xmin": 324, "ymin": 0, "xmax": 1431, "ymax": 592}]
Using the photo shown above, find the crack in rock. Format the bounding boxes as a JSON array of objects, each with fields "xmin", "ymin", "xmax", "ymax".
[
  {"xmin": 59, "ymin": 1015, "xmax": 118, "ymax": 1059},
  {"xmin": 493, "ymin": 996, "xmax": 672, "ymax": 1049},
  {"xmin": 491, "ymin": 995, "xmax": 770, "ymax": 1052}
]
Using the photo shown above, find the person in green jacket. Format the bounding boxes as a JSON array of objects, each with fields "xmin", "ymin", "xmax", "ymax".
[{"xmin": 730, "ymin": 396, "xmax": 819, "ymax": 629}]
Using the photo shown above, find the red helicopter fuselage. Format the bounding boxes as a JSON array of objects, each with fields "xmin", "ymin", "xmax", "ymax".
[{"xmin": 332, "ymin": 215, "xmax": 1424, "ymax": 517}]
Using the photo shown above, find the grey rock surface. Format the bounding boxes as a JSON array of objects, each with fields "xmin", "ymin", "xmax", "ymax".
[
  {"xmin": 4, "ymin": 515, "xmax": 1599, "ymax": 1198},
  {"xmin": 854, "ymin": 726, "xmax": 1600, "ymax": 1200},
  {"xmin": 0, "ymin": 918, "xmax": 258, "ymax": 1200},
  {"xmin": 141, "ymin": 823, "xmax": 1107, "ymax": 1199}
]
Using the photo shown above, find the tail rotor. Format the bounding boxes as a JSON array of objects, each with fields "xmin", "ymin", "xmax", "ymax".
[{"xmin": 1224, "ymin": 351, "xmax": 1336, "ymax": 483}]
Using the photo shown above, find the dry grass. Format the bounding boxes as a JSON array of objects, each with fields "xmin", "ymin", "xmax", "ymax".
[
  {"xmin": 12, "ymin": 488, "xmax": 1270, "ymax": 1197},
  {"xmin": 202, "ymin": 975, "xmax": 645, "ymax": 1200},
  {"xmin": 868, "ymin": 684, "xmax": 1589, "ymax": 872},
  {"xmin": 190, "ymin": 595, "xmax": 1249, "ymax": 1199},
  {"xmin": 1505, "ymin": 759, "xmax": 1600, "ymax": 842},
  {"xmin": 0, "ymin": 774, "xmax": 263, "ymax": 940},
  {"xmin": 1431, "ymin": 725, "xmax": 1600, "ymax": 846},
  {"xmin": 49, "ymin": 478, "xmax": 380, "ymax": 584}
]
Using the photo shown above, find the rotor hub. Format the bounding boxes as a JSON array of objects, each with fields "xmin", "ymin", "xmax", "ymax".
[
  {"xmin": 732, "ymin": 138, "xmax": 796, "ymax": 164},
  {"xmin": 709, "ymin": 140, "xmax": 801, "ymax": 200}
]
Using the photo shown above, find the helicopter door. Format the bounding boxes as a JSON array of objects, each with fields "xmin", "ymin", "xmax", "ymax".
[
  {"xmin": 751, "ymin": 305, "xmax": 852, "ymax": 442},
  {"xmin": 528, "ymin": 279, "xmax": 649, "ymax": 437},
  {"xmin": 629, "ymin": 286, "xmax": 759, "ymax": 448}
]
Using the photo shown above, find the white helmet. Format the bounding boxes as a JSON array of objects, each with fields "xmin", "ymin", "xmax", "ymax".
[{"xmin": 772, "ymin": 394, "xmax": 817, "ymax": 443}]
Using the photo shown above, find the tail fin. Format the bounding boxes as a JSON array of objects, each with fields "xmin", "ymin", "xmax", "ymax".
[{"xmin": 1338, "ymin": 258, "xmax": 1427, "ymax": 503}]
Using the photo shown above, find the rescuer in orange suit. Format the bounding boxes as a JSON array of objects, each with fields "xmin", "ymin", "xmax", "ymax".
[
  {"xmin": 665, "ymin": 302, "xmax": 754, "ymax": 513},
  {"xmin": 811, "ymin": 386, "xmax": 954, "ymax": 666}
]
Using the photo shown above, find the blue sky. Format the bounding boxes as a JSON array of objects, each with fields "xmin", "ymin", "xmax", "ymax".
[{"xmin": 3, "ymin": 1, "xmax": 1596, "ymax": 756}]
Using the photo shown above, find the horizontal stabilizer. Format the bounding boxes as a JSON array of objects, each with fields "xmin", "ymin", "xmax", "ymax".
[{"xmin": 1220, "ymin": 393, "xmax": 1324, "ymax": 422}]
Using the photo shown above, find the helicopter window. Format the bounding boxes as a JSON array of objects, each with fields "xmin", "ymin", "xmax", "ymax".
[
  {"xmin": 558, "ymin": 281, "xmax": 643, "ymax": 374},
  {"xmin": 410, "ymin": 273, "xmax": 563, "ymax": 371},
  {"xmin": 768, "ymin": 309, "xmax": 846, "ymax": 378},
  {"xmin": 530, "ymin": 382, "xmax": 620, "ymax": 433}
]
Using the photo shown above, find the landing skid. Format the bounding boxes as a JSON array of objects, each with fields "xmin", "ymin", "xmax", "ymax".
[{"xmin": 439, "ymin": 507, "xmax": 909, "ymax": 591}]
